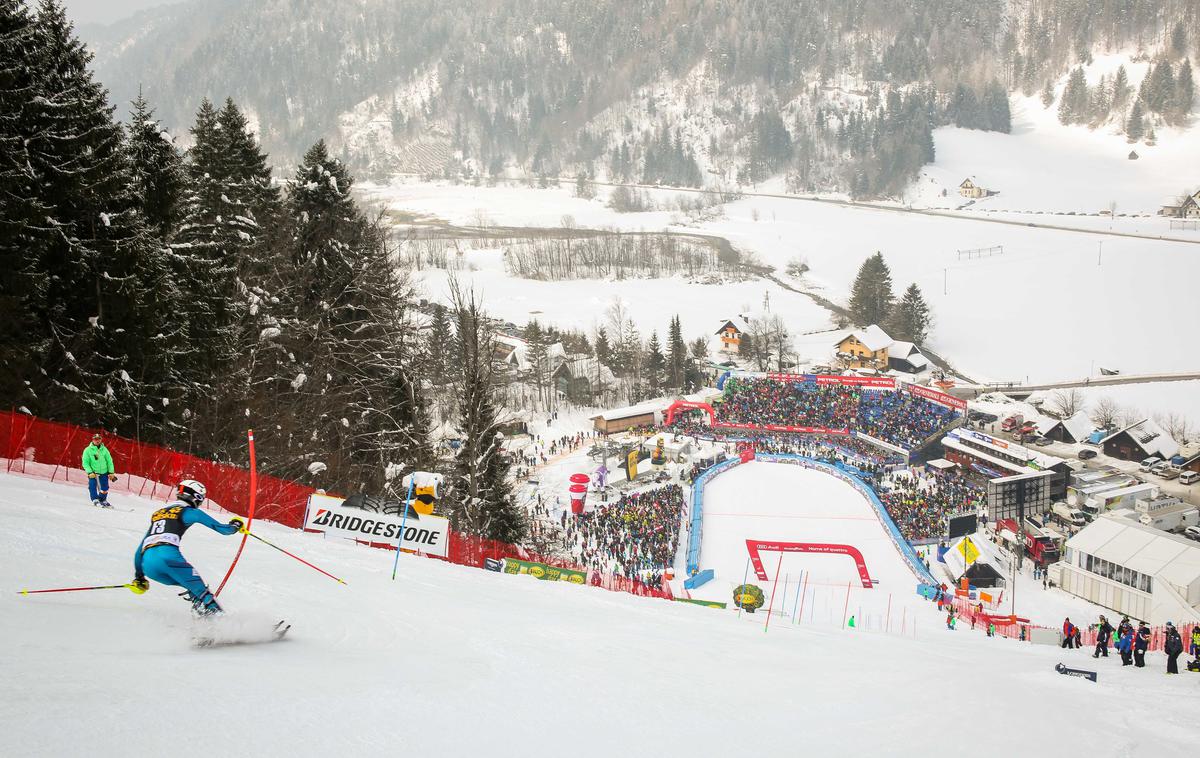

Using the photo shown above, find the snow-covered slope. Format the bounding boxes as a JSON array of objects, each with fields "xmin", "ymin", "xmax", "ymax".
[
  {"xmin": 3, "ymin": 472, "xmax": 1198, "ymax": 756},
  {"xmin": 909, "ymin": 55, "xmax": 1200, "ymax": 215}
]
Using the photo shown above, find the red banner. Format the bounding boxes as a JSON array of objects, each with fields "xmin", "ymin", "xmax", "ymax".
[
  {"xmin": 810, "ymin": 374, "xmax": 896, "ymax": 389},
  {"xmin": 745, "ymin": 539, "xmax": 874, "ymax": 588},
  {"xmin": 904, "ymin": 383, "xmax": 967, "ymax": 411},
  {"xmin": 714, "ymin": 422, "xmax": 851, "ymax": 436}
]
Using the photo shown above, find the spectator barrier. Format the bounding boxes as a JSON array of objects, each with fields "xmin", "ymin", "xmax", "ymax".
[{"xmin": 0, "ymin": 411, "xmax": 671, "ymax": 601}]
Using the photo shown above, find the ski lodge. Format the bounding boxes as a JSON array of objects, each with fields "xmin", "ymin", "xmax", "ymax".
[
  {"xmin": 714, "ymin": 318, "xmax": 746, "ymax": 355},
  {"xmin": 833, "ymin": 325, "xmax": 893, "ymax": 371}
]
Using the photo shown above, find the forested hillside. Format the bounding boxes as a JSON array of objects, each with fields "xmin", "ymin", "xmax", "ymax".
[{"xmin": 81, "ymin": 0, "xmax": 1197, "ymax": 197}]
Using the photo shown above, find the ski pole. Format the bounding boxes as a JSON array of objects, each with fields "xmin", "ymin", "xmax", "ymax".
[
  {"xmin": 18, "ymin": 583, "xmax": 135, "ymax": 596},
  {"xmin": 246, "ymin": 531, "xmax": 347, "ymax": 585}
]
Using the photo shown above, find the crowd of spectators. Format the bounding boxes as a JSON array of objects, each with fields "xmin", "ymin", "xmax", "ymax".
[
  {"xmin": 878, "ymin": 466, "xmax": 984, "ymax": 542},
  {"xmin": 562, "ymin": 484, "xmax": 686, "ymax": 582},
  {"xmin": 699, "ymin": 378, "xmax": 958, "ymax": 451}
]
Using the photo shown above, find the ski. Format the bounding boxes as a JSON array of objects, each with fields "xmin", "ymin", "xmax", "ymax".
[{"xmin": 193, "ymin": 620, "xmax": 290, "ymax": 649}]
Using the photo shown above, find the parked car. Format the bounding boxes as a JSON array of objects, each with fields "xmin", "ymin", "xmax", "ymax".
[
  {"xmin": 1034, "ymin": 437, "xmax": 1053, "ymax": 446},
  {"xmin": 1184, "ymin": 525, "xmax": 1200, "ymax": 541},
  {"xmin": 1139, "ymin": 456, "xmax": 1163, "ymax": 472},
  {"xmin": 1159, "ymin": 467, "xmax": 1182, "ymax": 480},
  {"xmin": 1180, "ymin": 471, "xmax": 1199, "ymax": 486},
  {"xmin": 1077, "ymin": 449, "xmax": 1098, "ymax": 460}
]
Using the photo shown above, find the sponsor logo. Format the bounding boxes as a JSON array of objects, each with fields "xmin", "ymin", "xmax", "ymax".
[{"xmin": 305, "ymin": 494, "xmax": 449, "ymax": 557}]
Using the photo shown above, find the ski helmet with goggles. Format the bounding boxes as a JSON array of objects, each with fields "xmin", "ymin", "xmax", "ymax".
[{"xmin": 176, "ymin": 479, "xmax": 207, "ymax": 507}]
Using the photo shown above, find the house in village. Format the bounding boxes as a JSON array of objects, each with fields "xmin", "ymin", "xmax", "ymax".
[
  {"xmin": 493, "ymin": 333, "xmax": 567, "ymax": 375},
  {"xmin": 714, "ymin": 318, "xmax": 746, "ymax": 354},
  {"xmin": 1161, "ymin": 190, "xmax": 1200, "ymax": 218},
  {"xmin": 887, "ymin": 340, "xmax": 930, "ymax": 374},
  {"xmin": 1038, "ymin": 411, "xmax": 1094, "ymax": 444},
  {"xmin": 958, "ymin": 178, "xmax": 991, "ymax": 199},
  {"xmin": 552, "ymin": 356, "xmax": 617, "ymax": 405},
  {"xmin": 1100, "ymin": 418, "xmax": 1180, "ymax": 462},
  {"xmin": 834, "ymin": 325, "xmax": 894, "ymax": 371}
]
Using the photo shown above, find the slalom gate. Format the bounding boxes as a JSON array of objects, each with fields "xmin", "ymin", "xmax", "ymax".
[
  {"xmin": 684, "ymin": 452, "xmax": 937, "ymax": 588},
  {"xmin": 0, "ymin": 411, "xmax": 672, "ymax": 601}
]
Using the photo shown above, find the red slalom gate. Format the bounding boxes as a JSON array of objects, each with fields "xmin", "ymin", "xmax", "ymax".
[
  {"xmin": 215, "ymin": 429, "xmax": 256, "ymax": 597},
  {"xmin": 745, "ymin": 539, "xmax": 874, "ymax": 588}
]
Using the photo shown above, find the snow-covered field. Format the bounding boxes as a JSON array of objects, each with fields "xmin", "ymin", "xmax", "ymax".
[
  {"xmin": 368, "ymin": 176, "xmax": 1200, "ymax": 384},
  {"xmin": 5, "ymin": 471, "xmax": 1199, "ymax": 756}
]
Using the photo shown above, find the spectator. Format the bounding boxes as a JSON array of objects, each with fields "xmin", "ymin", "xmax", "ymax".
[
  {"xmin": 82, "ymin": 432, "xmax": 118, "ymax": 508},
  {"xmin": 1164, "ymin": 622, "xmax": 1183, "ymax": 675},
  {"xmin": 1116, "ymin": 626, "xmax": 1134, "ymax": 666},
  {"xmin": 1092, "ymin": 615, "xmax": 1113, "ymax": 659},
  {"xmin": 1061, "ymin": 618, "xmax": 1075, "ymax": 649},
  {"xmin": 1191, "ymin": 624, "xmax": 1200, "ymax": 662},
  {"xmin": 1134, "ymin": 622, "xmax": 1150, "ymax": 667}
]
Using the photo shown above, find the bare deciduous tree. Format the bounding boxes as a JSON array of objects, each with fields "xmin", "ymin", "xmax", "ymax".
[
  {"xmin": 1090, "ymin": 396, "xmax": 1120, "ymax": 429},
  {"xmin": 1047, "ymin": 388, "xmax": 1084, "ymax": 418}
]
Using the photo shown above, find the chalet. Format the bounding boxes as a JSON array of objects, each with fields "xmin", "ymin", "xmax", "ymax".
[
  {"xmin": 1100, "ymin": 418, "xmax": 1180, "ymax": 462},
  {"xmin": 1161, "ymin": 190, "xmax": 1200, "ymax": 218},
  {"xmin": 590, "ymin": 400, "xmax": 668, "ymax": 434},
  {"xmin": 1039, "ymin": 411, "xmax": 1094, "ymax": 444},
  {"xmin": 958, "ymin": 178, "xmax": 989, "ymax": 199},
  {"xmin": 493, "ymin": 334, "xmax": 566, "ymax": 373},
  {"xmin": 552, "ymin": 355, "xmax": 617, "ymax": 405},
  {"xmin": 714, "ymin": 318, "xmax": 747, "ymax": 354},
  {"xmin": 834, "ymin": 325, "xmax": 893, "ymax": 371},
  {"xmin": 887, "ymin": 340, "xmax": 929, "ymax": 374}
]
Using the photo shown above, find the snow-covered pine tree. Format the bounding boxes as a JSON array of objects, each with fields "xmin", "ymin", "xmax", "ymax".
[
  {"xmin": 1125, "ymin": 99, "xmax": 1145, "ymax": 142},
  {"xmin": 445, "ymin": 282, "xmax": 525, "ymax": 543},
  {"xmin": 14, "ymin": 0, "xmax": 178, "ymax": 435},
  {"xmin": 125, "ymin": 92, "xmax": 185, "ymax": 240},
  {"xmin": 523, "ymin": 319, "xmax": 550, "ymax": 409},
  {"xmin": 0, "ymin": 0, "xmax": 45, "ymax": 409},
  {"xmin": 886, "ymin": 283, "xmax": 933, "ymax": 344},
  {"xmin": 848, "ymin": 252, "xmax": 895, "ymax": 327}
]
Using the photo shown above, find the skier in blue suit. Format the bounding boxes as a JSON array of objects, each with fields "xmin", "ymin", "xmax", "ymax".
[{"xmin": 131, "ymin": 479, "xmax": 244, "ymax": 615}]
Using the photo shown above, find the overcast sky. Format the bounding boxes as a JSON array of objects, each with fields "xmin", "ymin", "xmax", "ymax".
[{"xmin": 62, "ymin": 0, "xmax": 188, "ymax": 26}]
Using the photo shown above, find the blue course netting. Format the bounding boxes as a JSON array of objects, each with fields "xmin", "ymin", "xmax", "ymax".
[{"xmin": 684, "ymin": 453, "xmax": 937, "ymax": 587}]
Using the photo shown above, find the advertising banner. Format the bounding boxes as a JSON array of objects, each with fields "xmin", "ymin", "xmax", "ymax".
[
  {"xmin": 304, "ymin": 493, "xmax": 449, "ymax": 557},
  {"xmin": 852, "ymin": 430, "xmax": 909, "ymax": 455},
  {"xmin": 714, "ymin": 422, "xmax": 851, "ymax": 436},
  {"xmin": 904, "ymin": 383, "xmax": 967, "ymax": 412},
  {"xmin": 626, "ymin": 449, "xmax": 639, "ymax": 480},
  {"xmin": 750, "ymin": 372, "xmax": 896, "ymax": 389},
  {"xmin": 503, "ymin": 558, "xmax": 587, "ymax": 584}
]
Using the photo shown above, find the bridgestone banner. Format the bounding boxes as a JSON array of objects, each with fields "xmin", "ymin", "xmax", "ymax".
[{"xmin": 304, "ymin": 493, "xmax": 449, "ymax": 557}]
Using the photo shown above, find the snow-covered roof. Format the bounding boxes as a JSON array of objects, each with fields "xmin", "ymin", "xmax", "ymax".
[
  {"xmin": 1100, "ymin": 418, "xmax": 1180, "ymax": 460},
  {"xmin": 1057, "ymin": 411, "xmax": 1094, "ymax": 442},
  {"xmin": 1066, "ymin": 515, "xmax": 1200, "ymax": 593},
  {"xmin": 493, "ymin": 334, "xmax": 566, "ymax": 372},
  {"xmin": 715, "ymin": 317, "xmax": 748, "ymax": 335},
  {"xmin": 591, "ymin": 399, "xmax": 669, "ymax": 422},
  {"xmin": 837, "ymin": 324, "xmax": 893, "ymax": 352},
  {"xmin": 942, "ymin": 533, "xmax": 1004, "ymax": 581}
]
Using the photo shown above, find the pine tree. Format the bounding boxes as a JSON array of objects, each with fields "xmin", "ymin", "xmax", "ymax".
[
  {"xmin": 644, "ymin": 330, "xmax": 666, "ymax": 394},
  {"xmin": 124, "ymin": 91, "xmax": 184, "ymax": 239},
  {"xmin": 1175, "ymin": 60, "xmax": 1194, "ymax": 123},
  {"xmin": 524, "ymin": 319, "xmax": 550, "ymax": 408},
  {"xmin": 1113, "ymin": 65, "xmax": 1130, "ymax": 110},
  {"xmin": 1040, "ymin": 80, "xmax": 1055, "ymax": 108},
  {"xmin": 446, "ymin": 283, "xmax": 525, "ymax": 543},
  {"xmin": 0, "ymin": 0, "xmax": 45, "ymax": 410},
  {"xmin": 13, "ymin": 0, "xmax": 177, "ymax": 434},
  {"xmin": 982, "ymin": 80, "xmax": 1011, "ymax": 132},
  {"xmin": 427, "ymin": 303, "xmax": 453, "ymax": 387},
  {"xmin": 886, "ymin": 283, "xmax": 933, "ymax": 344},
  {"xmin": 1171, "ymin": 21, "xmax": 1188, "ymax": 59},
  {"xmin": 848, "ymin": 252, "xmax": 895, "ymax": 327},
  {"xmin": 594, "ymin": 327, "xmax": 613, "ymax": 368},
  {"xmin": 1058, "ymin": 67, "xmax": 1088, "ymax": 124},
  {"xmin": 666, "ymin": 315, "xmax": 687, "ymax": 390},
  {"xmin": 1126, "ymin": 99, "xmax": 1145, "ymax": 142}
]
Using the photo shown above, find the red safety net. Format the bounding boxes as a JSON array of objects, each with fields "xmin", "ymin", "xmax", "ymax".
[{"xmin": 0, "ymin": 411, "xmax": 672, "ymax": 601}]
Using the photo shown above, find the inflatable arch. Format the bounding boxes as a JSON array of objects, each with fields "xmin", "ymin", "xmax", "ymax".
[{"xmin": 664, "ymin": 399, "xmax": 716, "ymax": 426}]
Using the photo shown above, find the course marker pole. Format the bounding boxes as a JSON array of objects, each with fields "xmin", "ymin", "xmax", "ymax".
[
  {"xmin": 215, "ymin": 429, "xmax": 256, "ymax": 597},
  {"xmin": 764, "ymin": 553, "xmax": 784, "ymax": 633},
  {"xmin": 841, "ymin": 581, "xmax": 851, "ymax": 628},
  {"xmin": 791, "ymin": 571, "xmax": 803, "ymax": 624},
  {"xmin": 736, "ymin": 555, "xmax": 750, "ymax": 618},
  {"xmin": 391, "ymin": 476, "xmax": 416, "ymax": 581}
]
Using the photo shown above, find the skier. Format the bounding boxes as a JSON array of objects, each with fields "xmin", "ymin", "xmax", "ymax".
[
  {"xmin": 1133, "ymin": 621, "xmax": 1150, "ymax": 668},
  {"xmin": 1164, "ymin": 622, "xmax": 1183, "ymax": 675},
  {"xmin": 1093, "ymin": 615, "xmax": 1114, "ymax": 658},
  {"xmin": 82, "ymin": 432, "xmax": 118, "ymax": 507},
  {"xmin": 1191, "ymin": 624, "xmax": 1200, "ymax": 661},
  {"xmin": 130, "ymin": 480, "xmax": 244, "ymax": 616}
]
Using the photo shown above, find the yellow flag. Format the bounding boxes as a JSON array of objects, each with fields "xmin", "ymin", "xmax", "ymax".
[{"xmin": 958, "ymin": 536, "xmax": 980, "ymax": 566}]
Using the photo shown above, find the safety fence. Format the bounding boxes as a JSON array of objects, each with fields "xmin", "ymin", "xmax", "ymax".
[{"xmin": 0, "ymin": 411, "xmax": 671, "ymax": 601}]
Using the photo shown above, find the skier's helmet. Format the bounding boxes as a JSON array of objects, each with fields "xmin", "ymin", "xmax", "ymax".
[{"xmin": 177, "ymin": 479, "xmax": 207, "ymax": 507}]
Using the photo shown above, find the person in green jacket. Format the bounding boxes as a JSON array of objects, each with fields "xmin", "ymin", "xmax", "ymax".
[{"xmin": 82, "ymin": 432, "xmax": 117, "ymax": 507}]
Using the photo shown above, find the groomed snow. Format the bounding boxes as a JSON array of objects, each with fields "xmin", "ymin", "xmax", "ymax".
[{"xmin": 3, "ymin": 473, "xmax": 1199, "ymax": 756}]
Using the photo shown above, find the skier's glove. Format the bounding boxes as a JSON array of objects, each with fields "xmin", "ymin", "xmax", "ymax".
[
  {"xmin": 88, "ymin": 472, "xmax": 97, "ymax": 479},
  {"xmin": 129, "ymin": 577, "xmax": 149, "ymax": 595},
  {"xmin": 228, "ymin": 518, "xmax": 246, "ymax": 534}
]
